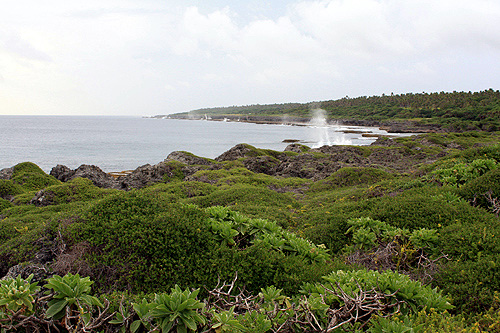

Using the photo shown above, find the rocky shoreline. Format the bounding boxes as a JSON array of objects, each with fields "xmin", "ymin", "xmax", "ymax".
[
  {"xmin": 0, "ymin": 134, "xmax": 457, "ymax": 205},
  {"xmin": 159, "ymin": 114, "xmax": 443, "ymax": 134}
]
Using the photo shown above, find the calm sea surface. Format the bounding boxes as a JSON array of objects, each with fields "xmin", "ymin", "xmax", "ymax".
[{"xmin": 0, "ymin": 116, "xmax": 409, "ymax": 172}]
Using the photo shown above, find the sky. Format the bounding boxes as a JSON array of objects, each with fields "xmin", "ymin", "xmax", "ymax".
[{"xmin": 1, "ymin": 0, "xmax": 499, "ymax": 116}]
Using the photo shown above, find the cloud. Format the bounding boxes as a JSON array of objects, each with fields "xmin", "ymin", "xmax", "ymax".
[
  {"xmin": 0, "ymin": 31, "xmax": 52, "ymax": 62},
  {"xmin": 0, "ymin": 0, "xmax": 499, "ymax": 115}
]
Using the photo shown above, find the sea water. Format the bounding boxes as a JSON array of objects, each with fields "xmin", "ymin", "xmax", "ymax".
[{"xmin": 0, "ymin": 116, "xmax": 410, "ymax": 172}]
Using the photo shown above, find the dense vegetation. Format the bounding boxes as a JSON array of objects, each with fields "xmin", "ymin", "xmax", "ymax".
[
  {"xmin": 1, "ymin": 130, "xmax": 500, "ymax": 331},
  {"xmin": 169, "ymin": 89, "xmax": 500, "ymax": 132}
]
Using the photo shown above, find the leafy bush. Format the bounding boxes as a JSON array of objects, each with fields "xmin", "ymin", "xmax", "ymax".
[
  {"xmin": 206, "ymin": 206, "xmax": 329, "ymax": 263},
  {"xmin": 44, "ymin": 273, "xmax": 103, "ymax": 321},
  {"xmin": 0, "ymin": 180, "xmax": 24, "ymax": 199},
  {"xmin": 0, "ymin": 274, "xmax": 40, "ymax": 315},
  {"xmin": 301, "ymin": 269, "xmax": 453, "ymax": 315},
  {"xmin": 10, "ymin": 162, "xmax": 60, "ymax": 191},
  {"xmin": 186, "ymin": 183, "xmax": 299, "ymax": 210},
  {"xmin": 136, "ymin": 286, "xmax": 206, "ymax": 333},
  {"xmin": 0, "ymin": 198, "xmax": 13, "ymax": 213},
  {"xmin": 458, "ymin": 168, "xmax": 500, "ymax": 209},
  {"xmin": 430, "ymin": 158, "xmax": 497, "ymax": 186},
  {"xmin": 63, "ymin": 194, "xmax": 331, "ymax": 296},
  {"xmin": 12, "ymin": 162, "xmax": 46, "ymax": 177},
  {"xmin": 309, "ymin": 167, "xmax": 394, "ymax": 191}
]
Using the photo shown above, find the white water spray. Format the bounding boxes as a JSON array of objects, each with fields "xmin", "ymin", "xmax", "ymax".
[{"xmin": 309, "ymin": 109, "xmax": 331, "ymax": 147}]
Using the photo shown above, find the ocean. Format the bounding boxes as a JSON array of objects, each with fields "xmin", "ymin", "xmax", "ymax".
[{"xmin": 0, "ymin": 116, "xmax": 409, "ymax": 173}]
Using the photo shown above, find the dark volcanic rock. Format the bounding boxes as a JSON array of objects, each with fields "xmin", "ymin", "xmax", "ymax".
[
  {"xmin": 73, "ymin": 165, "xmax": 118, "ymax": 188},
  {"xmin": 50, "ymin": 164, "xmax": 75, "ymax": 182},
  {"xmin": 166, "ymin": 151, "xmax": 214, "ymax": 165},
  {"xmin": 243, "ymin": 156, "xmax": 279, "ymax": 175},
  {"xmin": 119, "ymin": 162, "xmax": 177, "ymax": 189},
  {"xmin": 284, "ymin": 144, "xmax": 310, "ymax": 153},
  {"xmin": 215, "ymin": 144, "xmax": 256, "ymax": 161},
  {"xmin": 274, "ymin": 154, "xmax": 327, "ymax": 179},
  {"xmin": 50, "ymin": 164, "xmax": 118, "ymax": 188},
  {"xmin": 1, "ymin": 263, "xmax": 50, "ymax": 282},
  {"xmin": 30, "ymin": 190, "xmax": 55, "ymax": 206},
  {"xmin": 0, "ymin": 167, "xmax": 14, "ymax": 180}
]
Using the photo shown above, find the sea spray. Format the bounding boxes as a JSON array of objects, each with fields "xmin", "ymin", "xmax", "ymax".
[{"xmin": 309, "ymin": 108, "xmax": 332, "ymax": 147}]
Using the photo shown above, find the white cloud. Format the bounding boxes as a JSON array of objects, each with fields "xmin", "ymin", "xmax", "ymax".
[{"xmin": 0, "ymin": 0, "xmax": 499, "ymax": 115}]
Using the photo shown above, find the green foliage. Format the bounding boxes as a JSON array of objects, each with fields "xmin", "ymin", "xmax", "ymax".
[
  {"xmin": 148, "ymin": 286, "xmax": 206, "ymax": 333},
  {"xmin": 162, "ymin": 160, "xmax": 187, "ymax": 182},
  {"xmin": 458, "ymin": 168, "xmax": 500, "ymax": 208},
  {"xmin": 0, "ymin": 180, "xmax": 24, "ymax": 199},
  {"xmin": 182, "ymin": 90, "xmax": 500, "ymax": 131},
  {"xmin": 10, "ymin": 162, "xmax": 60, "ymax": 192},
  {"xmin": 211, "ymin": 306, "xmax": 246, "ymax": 332},
  {"xmin": 237, "ymin": 311, "xmax": 272, "ymax": 332},
  {"xmin": 430, "ymin": 158, "xmax": 497, "ymax": 186},
  {"xmin": 309, "ymin": 167, "xmax": 394, "ymax": 191},
  {"xmin": 0, "ymin": 274, "xmax": 40, "ymax": 314},
  {"xmin": 301, "ymin": 269, "xmax": 453, "ymax": 315},
  {"xmin": 345, "ymin": 217, "xmax": 439, "ymax": 253},
  {"xmin": 44, "ymin": 273, "xmax": 103, "ymax": 320},
  {"xmin": 186, "ymin": 183, "xmax": 299, "ymax": 211},
  {"xmin": 12, "ymin": 162, "xmax": 46, "ymax": 177},
  {"xmin": 206, "ymin": 206, "xmax": 330, "ymax": 263},
  {"xmin": 143, "ymin": 181, "xmax": 216, "ymax": 200},
  {"xmin": 0, "ymin": 198, "xmax": 13, "ymax": 213},
  {"xmin": 368, "ymin": 315, "xmax": 422, "ymax": 333}
]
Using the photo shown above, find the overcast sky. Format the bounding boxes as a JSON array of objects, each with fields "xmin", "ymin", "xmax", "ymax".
[{"xmin": 1, "ymin": 0, "xmax": 499, "ymax": 116}]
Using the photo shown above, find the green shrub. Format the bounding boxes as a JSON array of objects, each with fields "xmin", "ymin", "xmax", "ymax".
[
  {"xmin": 369, "ymin": 190, "xmax": 485, "ymax": 229},
  {"xmin": 44, "ymin": 273, "xmax": 103, "ymax": 320},
  {"xmin": 0, "ymin": 179, "xmax": 25, "ymax": 199},
  {"xmin": 161, "ymin": 160, "xmax": 187, "ymax": 182},
  {"xmin": 65, "ymin": 195, "xmax": 328, "ymax": 296},
  {"xmin": 430, "ymin": 158, "xmax": 497, "ymax": 186},
  {"xmin": 0, "ymin": 198, "xmax": 13, "ymax": 213},
  {"xmin": 309, "ymin": 167, "xmax": 394, "ymax": 191},
  {"xmin": 435, "ymin": 254, "xmax": 500, "ymax": 314},
  {"xmin": 12, "ymin": 162, "xmax": 46, "ymax": 177},
  {"xmin": 458, "ymin": 168, "xmax": 500, "ymax": 208},
  {"xmin": 10, "ymin": 163, "xmax": 60, "ymax": 191},
  {"xmin": 14, "ymin": 177, "xmax": 116, "ymax": 206},
  {"xmin": 301, "ymin": 269, "xmax": 453, "ymax": 315},
  {"xmin": 186, "ymin": 184, "xmax": 299, "ymax": 210},
  {"xmin": 0, "ymin": 274, "xmax": 40, "ymax": 315}
]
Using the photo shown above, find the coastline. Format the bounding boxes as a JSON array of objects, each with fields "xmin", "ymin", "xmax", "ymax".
[{"xmin": 154, "ymin": 113, "xmax": 442, "ymax": 134}]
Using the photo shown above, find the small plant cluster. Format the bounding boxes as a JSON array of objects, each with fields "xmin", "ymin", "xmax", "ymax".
[
  {"xmin": 344, "ymin": 217, "xmax": 444, "ymax": 281},
  {"xmin": 0, "ymin": 269, "xmax": 452, "ymax": 332},
  {"xmin": 205, "ymin": 206, "xmax": 329, "ymax": 263},
  {"xmin": 430, "ymin": 158, "xmax": 497, "ymax": 186},
  {"xmin": 0, "ymin": 273, "xmax": 111, "ymax": 332}
]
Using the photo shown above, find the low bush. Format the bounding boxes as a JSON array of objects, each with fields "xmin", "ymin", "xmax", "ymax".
[
  {"xmin": 10, "ymin": 163, "xmax": 60, "ymax": 192},
  {"xmin": 458, "ymin": 168, "xmax": 500, "ymax": 209},
  {"xmin": 308, "ymin": 167, "xmax": 394, "ymax": 191},
  {"xmin": 186, "ymin": 183, "xmax": 300, "ymax": 210},
  {"xmin": 0, "ymin": 180, "xmax": 25, "ymax": 199},
  {"xmin": 0, "ymin": 198, "xmax": 13, "ymax": 213},
  {"xmin": 61, "ymin": 194, "xmax": 331, "ymax": 297}
]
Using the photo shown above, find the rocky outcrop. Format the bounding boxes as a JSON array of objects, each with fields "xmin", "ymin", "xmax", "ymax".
[
  {"xmin": 119, "ymin": 162, "xmax": 183, "ymax": 189},
  {"xmin": 30, "ymin": 190, "xmax": 55, "ymax": 207},
  {"xmin": 49, "ymin": 159, "xmax": 215, "ymax": 190},
  {"xmin": 47, "ymin": 135, "xmax": 446, "ymax": 190},
  {"xmin": 1, "ymin": 263, "xmax": 50, "ymax": 282},
  {"xmin": 215, "ymin": 144, "xmax": 257, "ymax": 162},
  {"xmin": 51, "ymin": 164, "xmax": 118, "ymax": 188},
  {"xmin": 49, "ymin": 165, "xmax": 75, "ymax": 182},
  {"xmin": 243, "ymin": 156, "xmax": 280, "ymax": 175},
  {"xmin": 0, "ymin": 167, "xmax": 14, "ymax": 180},
  {"xmin": 166, "ymin": 151, "xmax": 214, "ymax": 165}
]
